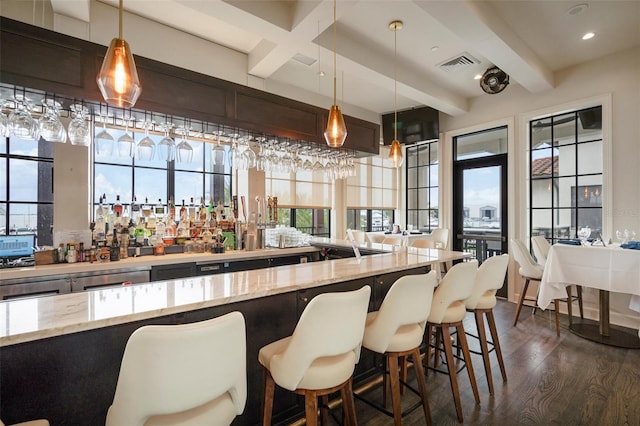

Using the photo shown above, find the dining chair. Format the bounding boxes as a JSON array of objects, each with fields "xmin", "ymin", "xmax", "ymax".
[
  {"xmin": 259, "ymin": 286, "xmax": 371, "ymax": 426},
  {"xmin": 360, "ymin": 271, "xmax": 437, "ymax": 425},
  {"xmin": 345, "ymin": 229, "xmax": 366, "ymax": 244},
  {"xmin": 367, "ymin": 233, "xmax": 387, "ymax": 244},
  {"xmin": 430, "ymin": 228, "xmax": 450, "ymax": 249},
  {"xmin": 410, "ymin": 238, "xmax": 436, "ymax": 248},
  {"xmin": 382, "ymin": 236, "xmax": 403, "ymax": 246},
  {"xmin": 425, "ymin": 260, "xmax": 480, "ymax": 422},
  {"xmin": 464, "ymin": 254, "xmax": 509, "ymax": 395},
  {"xmin": 510, "ymin": 238, "xmax": 562, "ymax": 336},
  {"xmin": 531, "ymin": 235, "xmax": 584, "ymax": 323},
  {"xmin": 106, "ymin": 311, "xmax": 247, "ymax": 426}
]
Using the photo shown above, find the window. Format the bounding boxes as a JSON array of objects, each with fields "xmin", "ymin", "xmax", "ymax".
[
  {"xmin": 406, "ymin": 140, "xmax": 438, "ymax": 232},
  {"xmin": 529, "ymin": 106, "xmax": 603, "ymax": 241},
  {"xmin": 0, "ymin": 135, "xmax": 54, "ymax": 245},
  {"xmin": 346, "ymin": 209, "xmax": 394, "ymax": 232},
  {"xmin": 93, "ymin": 122, "xmax": 232, "ymax": 223},
  {"xmin": 346, "ymin": 151, "xmax": 398, "ymax": 232},
  {"xmin": 266, "ymin": 144, "xmax": 333, "ymax": 236}
]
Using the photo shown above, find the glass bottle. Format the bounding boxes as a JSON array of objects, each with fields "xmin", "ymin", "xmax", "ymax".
[
  {"xmin": 110, "ymin": 229, "xmax": 120, "ymax": 261},
  {"xmin": 113, "ymin": 195, "xmax": 123, "ymax": 218},
  {"xmin": 179, "ymin": 199, "xmax": 187, "ymax": 222},
  {"xmin": 199, "ymin": 197, "xmax": 207, "ymax": 223}
]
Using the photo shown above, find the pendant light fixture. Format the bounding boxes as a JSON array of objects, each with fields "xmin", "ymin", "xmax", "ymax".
[
  {"xmin": 97, "ymin": 0, "xmax": 142, "ymax": 108},
  {"xmin": 324, "ymin": 0, "xmax": 347, "ymax": 148},
  {"xmin": 388, "ymin": 20, "xmax": 403, "ymax": 168}
]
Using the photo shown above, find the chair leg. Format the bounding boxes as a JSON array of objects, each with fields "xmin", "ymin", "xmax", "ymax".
[
  {"xmin": 304, "ymin": 391, "xmax": 319, "ymax": 426},
  {"xmin": 388, "ymin": 353, "xmax": 403, "ymax": 426},
  {"xmin": 434, "ymin": 327, "xmax": 442, "ymax": 368},
  {"xmin": 486, "ymin": 310, "xmax": 507, "ymax": 383},
  {"xmin": 411, "ymin": 347, "xmax": 433, "ymax": 426},
  {"xmin": 566, "ymin": 285, "xmax": 573, "ymax": 326},
  {"xmin": 319, "ymin": 395, "xmax": 329, "ymax": 425},
  {"xmin": 456, "ymin": 323, "xmax": 480, "ymax": 405},
  {"xmin": 553, "ymin": 299, "xmax": 561, "ymax": 336},
  {"xmin": 400, "ymin": 355, "xmax": 408, "ymax": 395},
  {"xmin": 341, "ymin": 377, "xmax": 358, "ymax": 426},
  {"xmin": 576, "ymin": 285, "xmax": 584, "ymax": 318},
  {"xmin": 513, "ymin": 277, "xmax": 531, "ymax": 326},
  {"xmin": 474, "ymin": 310, "xmax": 494, "ymax": 395},
  {"xmin": 441, "ymin": 325, "xmax": 464, "ymax": 422},
  {"xmin": 424, "ymin": 324, "xmax": 432, "ymax": 378},
  {"xmin": 262, "ymin": 369, "xmax": 276, "ymax": 426}
]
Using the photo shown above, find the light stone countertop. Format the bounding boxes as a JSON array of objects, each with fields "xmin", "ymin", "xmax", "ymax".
[{"xmin": 0, "ymin": 242, "xmax": 469, "ymax": 347}]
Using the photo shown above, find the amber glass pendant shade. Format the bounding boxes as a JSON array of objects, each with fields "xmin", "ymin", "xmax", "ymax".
[
  {"xmin": 324, "ymin": 105, "xmax": 347, "ymax": 148},
  {"xmin": 389, "ymin": 139, "xmax": 403, "ymax": 168},
  {"xmin": 97, "ymin": 38, "xmax": 142, "ymax": 108}
]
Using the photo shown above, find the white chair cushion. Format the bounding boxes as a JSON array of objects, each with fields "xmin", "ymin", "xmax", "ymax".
[
  {"xmin": 474, "ymin": 291, "xmax": 497, "ymax": 310},
  {"xmin": 259, "ymin": 336, "xmax": 357, "ymax": 390},
  {"xmin": 363, "ymin": 311, "xmax": 424, "ymax": 353},
  {"xmin": 146, "ymin": 393, "xmax": 236, "ymax": 426}
]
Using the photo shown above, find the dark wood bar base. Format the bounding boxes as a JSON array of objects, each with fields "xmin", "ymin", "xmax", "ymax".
[
  {"xmin": 569, "ymin": 320, "xmax": 640, "ymax": 349},
  {"xmin": 0, "ymin": 267, "xmax": 426, "ymax": 426}
]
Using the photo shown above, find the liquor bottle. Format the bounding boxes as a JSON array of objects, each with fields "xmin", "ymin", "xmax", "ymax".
[
  {"xmin": 168, "ymin": 197, "xmax": 176, "ymax": 223},
  {"xmin": 113, "ymin": 195, "xmax": 123, "ymax": 218},
  {"xmin": 131, "ymin": 196, "xmax": 140, "ymax": 221},
  {"xmin": 155, "ymin": 198, "xmax": 165, "ymax": 217},
  {"xmin": 199, "ymin": 197, "xmax": 207, "ymax": 223},
  {"xmin": 110, "ymin": 229, "xmax": 120, "ymax": 261},
  {"xmin": 188, "ymin": 197, "xmax": 196, "ymax": 222},
  {"xmin": 179, "ymin": 199, "xmax": 187, "ymax": 222}
]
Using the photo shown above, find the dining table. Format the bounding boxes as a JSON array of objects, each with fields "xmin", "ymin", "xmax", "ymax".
[{"xmin": 538, "ymin": 243, "xmax": 640, "ymax": 348}]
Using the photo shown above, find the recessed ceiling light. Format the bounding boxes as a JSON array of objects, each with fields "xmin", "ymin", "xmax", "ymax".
[
  {"xmin": 318, "ymin": 71, "xmax": 325, "ymax": 77},
  {"xmin": 567, "ymin": 3, "xmax": 589, "ymax": 16},
  {"xmin": 582, "ymin": 32, "xmax": 595, "ymax": 40},
  {"xmin": 431, "ymin": 46, "xmax": 439, "ymax": 52},
  {"xmin": 473, "ymin": 74, "xmax": 482, "ymax": 80}
]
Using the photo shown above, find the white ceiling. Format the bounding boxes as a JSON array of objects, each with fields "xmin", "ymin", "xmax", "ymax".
[{"xmin": 69, "ymin": 1, "xmax": 640, "ymax": 117}]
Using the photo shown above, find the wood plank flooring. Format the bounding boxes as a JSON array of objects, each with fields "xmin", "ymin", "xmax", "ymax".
[{"xmin": 328, "ymin": 300, "xmax": 640, "ymax": 425}]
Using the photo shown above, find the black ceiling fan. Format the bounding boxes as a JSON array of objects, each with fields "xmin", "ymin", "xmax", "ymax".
[{"xmin": 480, "ymin": 66, "xmax": 510, "ymax": 94}]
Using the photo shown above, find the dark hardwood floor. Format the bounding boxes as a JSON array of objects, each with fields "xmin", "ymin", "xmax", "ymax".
[{"xmin": 335, "ymin": 300, "xmax": 640, "ymax": 425}]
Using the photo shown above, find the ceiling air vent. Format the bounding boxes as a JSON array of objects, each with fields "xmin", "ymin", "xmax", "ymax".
[
  {"xmin": 292, "ymin": 53, "xmax": 317, "ymax": 66},
  {"xmin": 438, "ymin": 52, "xmax": 480, "ymax": 72}
]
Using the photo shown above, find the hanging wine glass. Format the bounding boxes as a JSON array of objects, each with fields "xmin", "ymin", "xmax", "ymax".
[
  {"xmin": 95, "ymin": 115, "xmax": 114, "ymax": 156},
  {"xmin": 212, "ymin": 130, "xmax": 227, "ymax": 169},
  {"xmin": 242, "ymin": 136, "xmax": 257, "ymax": 169},
  {"xmin": 9, "ymin": 94, "xmax": 40, "ymax": 141},
  {"xmin": 227, "ymin": 133, "xmax": 239, "ymax": 169},
  {"xmin": 176, "ymin": 127, "xmax": 193, "ymax": 163},
  {"xmin": 68, "ymin": 104, "xmax": 91, "ymax": 146},
  {"xmin": 0, "ymin": 99, "xmax": 9, "ymax": 137},
  {"xmin": 39, "ymin": 99, "xmax": 66, "ymax": 143},
  {"xmin": 157, "ymin": 122, "xmax": 175, "ymax": 161},
  {"xmin": 255, "ymin": 137, "xmax": 267, "ymax": 171},
  {"xmin": 137, "ymin": 121, "xmax": 156, "ymax": 161},
  {"xmin": 117, "ymin": 118, "xmax": 135, "ymax": 158}
]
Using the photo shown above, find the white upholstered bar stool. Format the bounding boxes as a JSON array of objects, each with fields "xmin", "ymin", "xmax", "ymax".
[
  {"xmin": 464, "ymin": 254, "xmax": 509, "ymax": 395},
  {"xmin": 510, "ymin": 238, "xmax": 561, "ymax": 336},
  {"xmin": 0, "ymin": 419, "xmax": 49, "ymax": 426},
  {"xmin": 531, "ymin": 235, "xmax": 584, "ymax": 324},
  {"xmin": 259, "ymin": 286, "xmax": 371, "ymax": 426},
  {"xmin": 430, "ymin": 228, "xmax": 449, "ymax": 249},
  {"xmin": 425, "ymin": 260, "xmax": 480, "ymax": 422},
  {"xmin": 106, "ymin": 312, "xmax": 246, "ymax": 426},
  {"xmin": 360, "ymin": 271, "xmax": 438, "ymax": 425}
]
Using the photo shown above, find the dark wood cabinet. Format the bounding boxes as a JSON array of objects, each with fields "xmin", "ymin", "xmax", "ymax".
[{"xmin": 0, "ymin": 17, "xmax": 380, "ymax": 154}]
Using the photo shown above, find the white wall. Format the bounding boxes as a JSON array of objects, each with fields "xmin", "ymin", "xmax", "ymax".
[{"xmin": 439, "ymin": 46, "xmax": 640, "ymax": 328}]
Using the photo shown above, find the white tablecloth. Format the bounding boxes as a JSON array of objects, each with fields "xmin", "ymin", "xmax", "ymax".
[{"xmin": 538, "ymin": 244, "xmax": 640, "ymax": 314}]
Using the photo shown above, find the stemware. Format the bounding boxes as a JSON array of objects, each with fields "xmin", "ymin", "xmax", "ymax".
[
  {"xmin": 242, "ymin": 136, "xmax": 257, "ymax": 169},
  {"xmin": 227, "ymin": 133, "xmax": 240, "ymax": 169},
  {"xmin": 9, "ymin": 94, "xmax": 40, "ymax": 141},
  {"xmin": 175, "ymin": 127, "xmax": 193, "ymax": 163},
  {"xmin": 39, "ymin": 99, "xmax": 67, "ymax": 143},
  {"xmin": 212, "ymin": 130, "xmax": 227, "ymax": 169},
  {"xmin": 68, "ymin": 104, "xmax": 91, "ymax": 146},
  {"xmin": 137, "ymin": 121, "xmax": 156, "ymax": 161},
  {"xmin": 95, "ymin": 115, "xmax": 115, "ymax": 156},
  {"xmin": 117, "ymin": 119, "xmax": 135, "ymax": 158},
  {"xmin": 157, "ymin": 123, "xmax": 175, "ymax": 161},
  {"xmin": 577, "ymin": 226, "xmax": 591, "ymax": 245}
]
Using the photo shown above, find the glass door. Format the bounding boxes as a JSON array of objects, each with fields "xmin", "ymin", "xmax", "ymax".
[{"xmin": 452, "ymin": 127, "xmax": 508, "ymax": 297}]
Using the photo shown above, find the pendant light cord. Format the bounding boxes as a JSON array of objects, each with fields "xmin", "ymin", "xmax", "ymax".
[
  {"xmin": 333, "ymin": 0, "xmax": 337, "ymax": 105},
  {"xmin": 119, "ymin": 0, "xmax": 123, "ymax": 39},
  {"xmin": 394, "ymin": 26, "xmax": 397, "ymax": 141}
]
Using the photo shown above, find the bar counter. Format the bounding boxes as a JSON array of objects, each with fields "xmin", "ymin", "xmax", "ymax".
[{"xmin": 0, "ymin": 239, "xmax": 470, "ymax": 425}]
